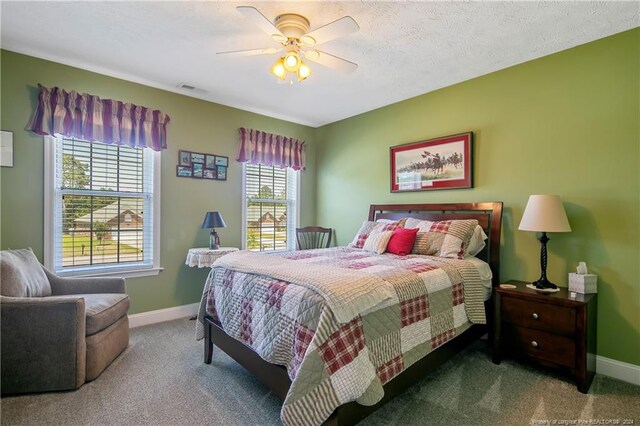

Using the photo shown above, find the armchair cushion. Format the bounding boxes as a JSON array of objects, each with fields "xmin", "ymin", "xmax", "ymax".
[
  {"xmin": 81, "ymin": 293, "xmax": 130, "ymax": 336},
  {"xmin": 0, "ymin": 248, "xmax": 51, "ymax": 297}
]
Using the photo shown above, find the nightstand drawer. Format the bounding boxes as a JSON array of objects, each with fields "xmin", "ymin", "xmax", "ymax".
[
  {"xmin": 502, "ymin": 296, "xmax": 575, "ymax": 336},
  {"xmin": 504, "ymin": 325, "xmax": 575, "ymax": 368}
]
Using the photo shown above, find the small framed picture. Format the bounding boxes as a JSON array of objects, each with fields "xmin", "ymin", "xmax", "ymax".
[
  {"xmin": 191, "ymin": 153, "xmax": 205, "ymax": 164},
  {"xmin": 205, "ymin": 155, "xmax": 216, "ymax": 169},
  {"xmin": 176, "ymin": 165, "xmax": 192, "ymax": 177},
  {"xmin": 178, "ymin": 150, "xmax": 191, "ymax": 166},
  {"xmin": 203, "ymin": 169, "xmax": 216, "ymax": 179},
  {"xmin": 215, "ymin": 156, "xmax": 228, "ymax": 167},
  {"xmin": 192, "ymin": 163, "xmax": 204, "ymax": 178},
  {"xmin": 217, "ymin": 166, "xmax": 227, "ymax": 180}
]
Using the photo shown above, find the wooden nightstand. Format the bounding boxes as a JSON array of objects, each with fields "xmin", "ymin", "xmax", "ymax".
[{"xmin": 492, "ymin": 280, "xmax": 597, "ymax": 393}]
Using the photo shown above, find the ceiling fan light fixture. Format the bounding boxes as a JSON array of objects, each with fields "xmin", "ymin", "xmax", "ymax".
[
  {"xmin": 226, "ymin": 7, "xmax": 359, "ymax": 82},
  {"xmin": 283, "ymin": 51, "xmax": 301, "ymax": 72},
  {"xmin": 297, "ymin": 62, "xmax": 312, "ymax": 81},
  {"xmin": 270, "ymin": 57, "xmax": 286, "ymax": 80}
]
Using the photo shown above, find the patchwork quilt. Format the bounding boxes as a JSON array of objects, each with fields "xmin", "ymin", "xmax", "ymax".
[{"xmin": 196, "ymin": 247, "xmax": 486, "ymax": 426}]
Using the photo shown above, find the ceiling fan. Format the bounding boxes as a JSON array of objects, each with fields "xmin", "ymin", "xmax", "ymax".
[{"xmin": 218, "ymin": 6, "xmax": 359, "ymax": 82}]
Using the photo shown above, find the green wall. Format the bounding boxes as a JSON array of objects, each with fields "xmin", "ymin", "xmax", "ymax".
[
  {"xmin": 0, "ymin": 50, "xmax": 317, "ymax": 314},
  {"xmin": 315, "ymin": 29, "xmax": 639, "ymax": 365}
]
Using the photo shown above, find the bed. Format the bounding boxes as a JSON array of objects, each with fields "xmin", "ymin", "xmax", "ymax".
[{"xmin": 197, "ymin": 202, "xmax": 503, "ymax": 425}]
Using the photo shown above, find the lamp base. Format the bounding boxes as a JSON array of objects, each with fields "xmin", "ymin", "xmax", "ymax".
[
  {"xmin": 532, "ymin": 277, "xmax": 558, "ymax": 290},
  {"xmin": 209, "ymin": 229, "xmax": 220, "ymax": 250},
  {"xmin": 533, "ymin": 231, "xmax": 557, "ymax": 289}
]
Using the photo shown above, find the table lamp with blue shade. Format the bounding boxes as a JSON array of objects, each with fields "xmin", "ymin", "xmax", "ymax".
[{"xmin": 202, "ymin": 211, "xmax": 226, "ymax": 250}]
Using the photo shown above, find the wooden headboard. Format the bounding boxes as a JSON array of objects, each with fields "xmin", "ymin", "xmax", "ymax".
[{"xmin": 368, "ymin": 202, "xmax": 503, "ymax": 287}]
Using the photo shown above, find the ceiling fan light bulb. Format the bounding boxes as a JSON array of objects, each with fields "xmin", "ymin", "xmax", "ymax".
[
  {"xmin": 283, "ymin": 51, "xmax": 300, "ymax": 72},
  {"xmin": 270, "ymin": 58, "xmax": 286, "ymax": 80},
  {"xmin": 297, "ymin": 62, "xmax": 312, "ymax": 81}
]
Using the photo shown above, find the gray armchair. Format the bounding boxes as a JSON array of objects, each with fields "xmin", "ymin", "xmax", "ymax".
[{"xmin": 1, "ymin": 248, "xmax": 130, "ymax": 395}]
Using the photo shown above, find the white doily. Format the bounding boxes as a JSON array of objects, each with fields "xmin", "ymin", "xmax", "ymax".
[{"xmin": 185, "ymin": 247, "xmax": 239, "ymax": 268}]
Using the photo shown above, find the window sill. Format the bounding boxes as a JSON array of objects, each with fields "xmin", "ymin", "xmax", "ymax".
[{"xmin": 56, "ymin": 267, "xmax": 164, "ymax": 279}]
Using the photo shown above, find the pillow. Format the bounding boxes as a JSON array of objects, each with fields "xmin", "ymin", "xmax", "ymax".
[
  {"xmin": 404, "ymin": 217, "xmax": 432, "ymax": 230},
  {"xmin": 0, "ymin": 248, "xmax": 51, "ymax": 297},
  {"xmin": 349, "ymin": 220, "xmax": 403, "ymax": 249},
  {"xmin": 411, "ymin": 232, "xmax": 443, "ymax": 256},
  {"xmin": 466, "ymin": 225, "xmax": 488, "ymax": 257},
  {"xmin": 407, "ymin": 219, "xmax": 478, "ymax": 259},
  {"xmin": 362, "ymin": 230, "xmax": 394, "ymax": 254},
  {"xmin": 376, "ymin": 218, "xmax": 408, "ymax": 226},
  {"xmin": 386, "ymin": 227, "xmax": 419, "ymax": 256}
]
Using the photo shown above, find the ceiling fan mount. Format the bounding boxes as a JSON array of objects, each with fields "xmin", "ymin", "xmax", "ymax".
[
  {"xmin": 218, "ymin": 6, "xmax": 360, "ymax": 81},
  {"xmin": 273, "ymin": 13, "xmax": 310, "ymax": 42}
]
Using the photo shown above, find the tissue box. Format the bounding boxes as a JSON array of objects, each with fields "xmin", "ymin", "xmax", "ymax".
[{"xmin": 568, "ymin": 273, "xmax": 598, "ymax": 294}]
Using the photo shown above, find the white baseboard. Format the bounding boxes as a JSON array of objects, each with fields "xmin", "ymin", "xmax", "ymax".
[
  {"xmin": 596, "ymin": 355, "xmax": 640, "ymax": 386},
  {"xmin": 128, "ymin": 302, "xmax": 199, "ymax": 328}
]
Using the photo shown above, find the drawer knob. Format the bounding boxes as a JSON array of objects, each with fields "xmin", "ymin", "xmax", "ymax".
[
  {"xmin": 532, "ymin": 313, "xmax": 539, "ymax": 320},
  {"xmin": 531, "ymin": 341, "xmax": 539, "ymax": 348}
]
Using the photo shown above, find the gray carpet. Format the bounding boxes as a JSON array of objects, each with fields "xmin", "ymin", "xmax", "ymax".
[{"xmin": 2, "ymin": 319, "xmax": 638, "ymax": 425}]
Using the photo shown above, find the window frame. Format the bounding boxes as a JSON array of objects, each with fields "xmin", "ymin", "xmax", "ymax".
[
  {"xmin": 44, "ymin": 135, "xmax": 162, "ymax": 278},
  {"xmin": 241, "ymin": 163, "xmax": 300, "ymax": 251}
]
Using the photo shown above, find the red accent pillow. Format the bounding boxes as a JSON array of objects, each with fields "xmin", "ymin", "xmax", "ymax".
[{"xmin": 386, "ymin": 228, "xmax": 419, "ymax": 256}]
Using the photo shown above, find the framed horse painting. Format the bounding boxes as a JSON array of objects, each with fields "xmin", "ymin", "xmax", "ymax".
[{"xmin": 390, "ymin": 132, "xmax": 473, "ymax": 192}]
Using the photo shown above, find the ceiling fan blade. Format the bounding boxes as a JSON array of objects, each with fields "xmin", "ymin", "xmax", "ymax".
[
  {"xmin": 217, "ymin": 47, "xmax": 282, "ymax": 57},
  {"xmin": 300, "ymin": 16, "xmax": 359, "ymax": 47},
  {"xmin": 303, "ymin": 50, "xmax": 358, "ymax": 74},
  {"xmin": 236, "ymin": 6, "xmax": 286, "ymax": 41}
]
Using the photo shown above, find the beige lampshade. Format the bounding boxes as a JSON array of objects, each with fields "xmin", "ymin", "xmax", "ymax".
[{"xmin": 519, "ymin": 195, "xmax": 571, "ymax": 232}]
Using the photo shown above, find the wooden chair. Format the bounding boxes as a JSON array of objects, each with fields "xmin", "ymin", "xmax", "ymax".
[{"xmin": 296, "ymin": 226, "xmax": 332, "ymax": 250}]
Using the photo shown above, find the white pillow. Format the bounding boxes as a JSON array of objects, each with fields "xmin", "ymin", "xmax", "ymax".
[
  {"xmin": 466, "ymin": 225, "xmax": 488, "ymax": 257},
  {"xmin": 404, "ymin": 217, "xmax": 430, "ymax": 230},
  {"xmin": 362, "ymin": 230, "xmax": 394, "ymax": 254}
]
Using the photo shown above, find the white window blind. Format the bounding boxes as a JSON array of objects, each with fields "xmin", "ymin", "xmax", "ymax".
[
  {"xmin": 48, "ymin": 137, "xmax": 157, "ymax": 275},
  {"xmin": 244, "ymin": 164, "xmax": 298, "ymax": 251}
]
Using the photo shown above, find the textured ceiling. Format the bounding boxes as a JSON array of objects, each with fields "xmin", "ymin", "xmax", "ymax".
[{"xmin": 1, "ymin": 1, "xmax": 638, "ymax": 127}]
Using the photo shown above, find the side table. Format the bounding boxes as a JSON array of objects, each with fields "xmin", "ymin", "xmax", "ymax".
[
  {"xmin": 185, "ymin": 247, "xmax": 239, "ymax": 268},
  {"xmin": 185, "ymin": 247, "xmax": 239, "ymax": 320},
  {"xmin": 493, "ymin": 280, "xmax": 597, "ymax": 393}
]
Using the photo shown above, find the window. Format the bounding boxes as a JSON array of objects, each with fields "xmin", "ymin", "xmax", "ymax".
[
  {"xmin": 243, "ymin": 163, "xmax": 299, "ymax": 251},
  {"xmin": 45, "ymin": 136, "xmax": 161, "ymax": 277}
]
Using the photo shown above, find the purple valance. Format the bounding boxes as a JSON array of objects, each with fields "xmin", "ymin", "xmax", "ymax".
[
  {"xmin": 236, "ymin": 128, "xmax": 306, "ymax": 171},
  {"xmin": 26, "ymin": 85, "xmax": 170, "ymax": 151}
]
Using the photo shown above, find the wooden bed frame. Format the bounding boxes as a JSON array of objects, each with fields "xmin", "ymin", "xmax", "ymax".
[{"xmin": 204, "ymin": 202, "xmax": 503, "ymax": 425}]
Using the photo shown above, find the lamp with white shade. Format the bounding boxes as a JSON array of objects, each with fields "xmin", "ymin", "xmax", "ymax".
[{"xmin": 518, "ymin": 195, "xmax": 571, "ymax": 289}]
